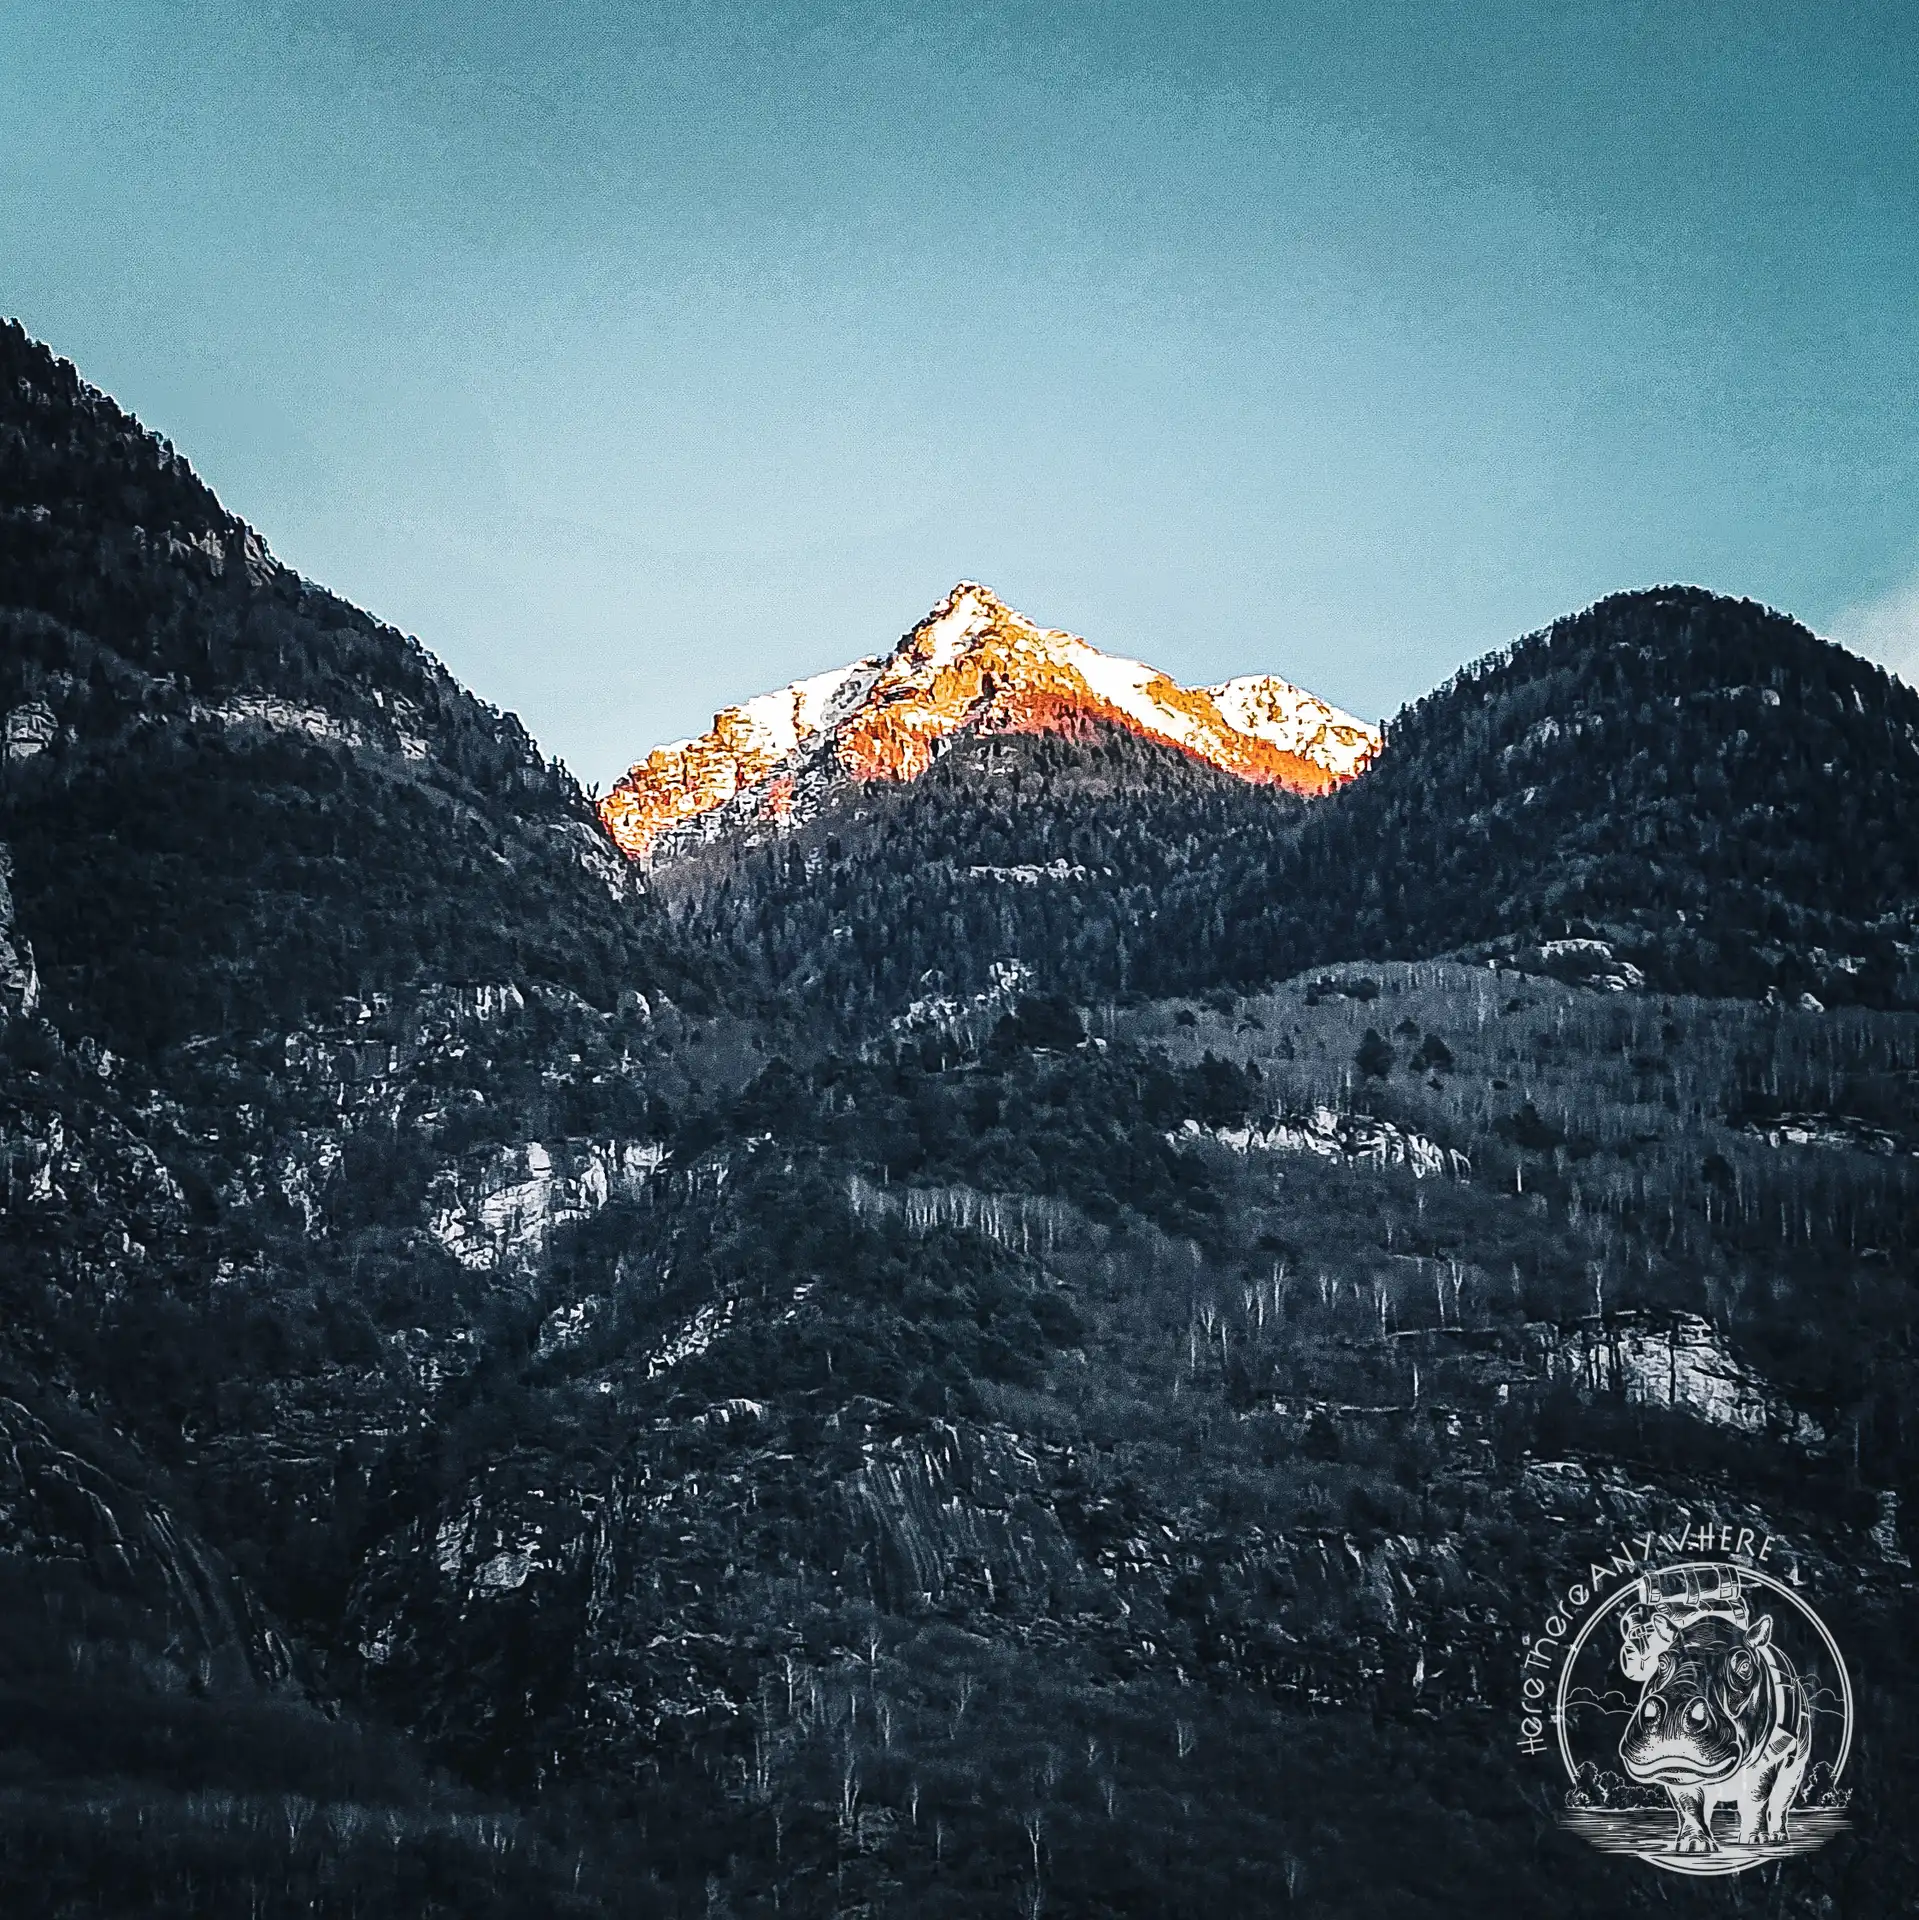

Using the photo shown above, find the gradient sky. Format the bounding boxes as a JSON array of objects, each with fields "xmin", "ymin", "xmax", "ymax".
[{"xmin": 5, "ymin": 0, "xmax": 1917, "ymax": 785}]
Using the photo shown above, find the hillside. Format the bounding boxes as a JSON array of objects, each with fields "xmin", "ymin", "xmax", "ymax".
[
  {"xmin": 651, "ymin": 720, "xmax": 1313, "ymax": 1031},
  {"xmin": 0, "ymin": 321, "xmax": 728, "ymax": 1911},
  {"xmin": 1, "ymin": 326, "xmax": 1916, "ymax": 1917},
  {"xmin": 1213, "ymin": 587, "xmax": 1919, "ymax": 1006},
  {"xmin": 0, "ymin": 321, "xmax": 717, "ymax": 1054}
]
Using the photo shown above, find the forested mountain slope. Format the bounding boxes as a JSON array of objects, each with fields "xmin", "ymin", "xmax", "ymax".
[
  {"xmin": 0, "ymin": 322, "xmax": 726, "ymax": 1910},
  {"xmin": 665, "ymin": 588, "xmax": 1919, "ymax": 1023},
  {"xmin": 1, "ymin": 325, "xmax": 1916, "ymax": 1918},
  {"xmin": 0, "ymin": 318, "xmax": 705, "ymax": 1052},
  {"xmin": 1212, "ymin": 588, "xmax": 1919, "ymax": 1005},
  {"xmin": 654, "ymin": 723, "xmax": 1312, "ymax": 1029}
]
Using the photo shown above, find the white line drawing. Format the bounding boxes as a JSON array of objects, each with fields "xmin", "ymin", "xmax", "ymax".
[{"xmin": 1553, "ymin": 1560, "xmax": 1852, "ymax": 1876}]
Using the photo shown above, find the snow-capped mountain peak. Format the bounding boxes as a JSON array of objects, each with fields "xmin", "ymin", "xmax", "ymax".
[{"xmin": 599, "ymin": 584, "xmax": 1379, "ymax": 858}]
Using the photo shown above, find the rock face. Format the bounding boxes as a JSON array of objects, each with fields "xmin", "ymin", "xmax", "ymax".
[
  {"xmin": 599, "ymin": 582, "xmax": 1379, "ymax": 857},
  {"xmin": 0, "ymin": 845, "xmax": 40, "ymax": 1020},
  {"xmin": 1545, "ymin": 1313, "xmax": 1825, "ymax": 1443},
  {"xmin": 1171, "ymin": 1106, "xmax": 1472, "ymax": 1180},
  {"xmin": 0, "ymin": 1392, "xmax": 294, "ymax": 1692},
  {"xmin": 427, "ymin": 1136, "xmax": 666, "ymax": 1273}
]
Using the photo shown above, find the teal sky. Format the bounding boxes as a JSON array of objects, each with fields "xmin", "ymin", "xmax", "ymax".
[{"xmin": 5, "ymin": 1, "xmax": 1917, "ymax": 784}]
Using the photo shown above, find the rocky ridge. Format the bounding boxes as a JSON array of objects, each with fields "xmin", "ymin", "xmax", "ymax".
[{"xmin": 599, "ymin": 582, "xmax": 1379, "ymax": 857}]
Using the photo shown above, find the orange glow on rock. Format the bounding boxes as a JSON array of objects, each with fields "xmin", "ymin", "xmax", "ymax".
[{"xmin": 599, "ymin": 584, "xmax": 1378, "ymax": 857}]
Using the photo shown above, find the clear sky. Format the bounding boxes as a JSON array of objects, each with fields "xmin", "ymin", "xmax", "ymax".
[{"xmin": 5, "ymin": 1, "xmax": 1917, "ymax": 785}]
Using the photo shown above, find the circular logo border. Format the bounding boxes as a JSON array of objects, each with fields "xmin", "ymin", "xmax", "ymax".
[{"xmin": 1552, "ymin": 1558, "xmax": 1853, "ymax": 1874}]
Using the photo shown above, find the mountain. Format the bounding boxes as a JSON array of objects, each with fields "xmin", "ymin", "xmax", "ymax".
[
  {"xmin": 3, "ymin": 322, "xmax": 1917, "ymax": 1920},
  {"xmin": 599, "ymin": 581, "xmax": 1378, "ymax": 857},
  {"xmin": 0, "ymin": 319, "xmax": 728, "ymax": 1911},
  {"xmin": 1204, "ymin": 586, "xmax": 1919, "ymax": 1005},
  {"xmin": 0, "ymin": 322, "xmax": 718, "ymax": 1057},
  {"xmin": 662, "ymin": 586, "xmax": 1919, "ymax": 1030},
  {"xmin": 650, "ymin": 720, "xmax": 1313, "ymax": 1036}
]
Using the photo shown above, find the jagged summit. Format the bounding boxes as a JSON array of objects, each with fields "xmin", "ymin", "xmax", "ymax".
[{"xmin": 600, "ymin": 581, "xmax": 1379, "ymax": 857}]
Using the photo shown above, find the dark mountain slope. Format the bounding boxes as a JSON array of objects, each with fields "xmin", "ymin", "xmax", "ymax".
[
  {"xmin": 336, "ymin": 968, "xmax": 1919, "ymax": 1916},
  {"xmin": 0, "ymin": 318, "xmax": 705, "ymax": 1054},
  {"xmin": 1209, "ymin": 586, "xmax": 1919, "ymax": 1004},
  {"xmin": 656, "ymin": 722, "xmax": 1308, "ymax": 1030},
  {"xmin": 0, "ymin": 324, "xmax": 737, "ymax": 1911},
  {"xmin": 0, "ymin": 319, "xmax": 745, "ymax": 1600}
]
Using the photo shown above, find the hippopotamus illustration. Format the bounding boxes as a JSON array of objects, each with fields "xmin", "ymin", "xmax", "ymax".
[{"xmin": 1617, "ymin": 1593, "xmax": 1810, "ymax": 1855}]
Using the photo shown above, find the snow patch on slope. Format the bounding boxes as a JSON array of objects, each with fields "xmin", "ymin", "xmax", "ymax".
[
  {"xmin": 908, "ymin": 584, "xmax": 1000, "ymax": 674},
  {"xmin": 729, "ymin": 659, "xmax": 880, "ymax": 761},
  {"xmin": 1060, "ymin": 637, "xmax": 1203, "ymax": 751},
  {"xmin": 1209, "ymin": 675, "xmax": 1377, "ymax": 780}
]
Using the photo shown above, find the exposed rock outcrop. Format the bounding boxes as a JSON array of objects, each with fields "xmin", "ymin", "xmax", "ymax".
[
  {"xmin": 428, "ymin": 1138, "xmax": 666, "ymax": 1274},
  {"xmin": 1171, "ymin": 1106, "xmax": 1471, "ymax": 1179},
  {"xmin": 0, "ymin": 845, "xmax": 39, "ymax": 1020}
]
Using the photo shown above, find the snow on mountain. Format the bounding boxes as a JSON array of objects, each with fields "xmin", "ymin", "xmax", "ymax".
[
  {"xmin": 1207, "ymin": 673, "xmax": 1379, "ymax": 780},
  {"xmin": 599, "ymin": 583, "xmax": 1380, "ymax": 858}
]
